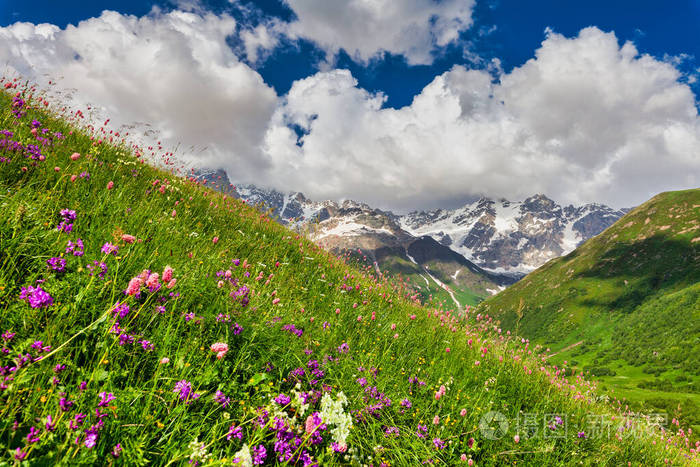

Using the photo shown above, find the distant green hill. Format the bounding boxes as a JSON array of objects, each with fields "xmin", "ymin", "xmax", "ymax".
[
  {"xmin": 478, "ymin": 189, "xmax": 700, "ymax": 434},
  {"xmin": 0, "ymin": 82, "xmax": 696, "ymax": 465}
]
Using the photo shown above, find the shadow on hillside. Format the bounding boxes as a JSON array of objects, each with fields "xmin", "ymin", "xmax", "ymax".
[{"xmin": 574, "ymin": 235, "xmax": 700, "ymax": 313}]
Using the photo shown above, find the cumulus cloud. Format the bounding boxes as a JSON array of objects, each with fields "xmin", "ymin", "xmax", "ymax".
[
  {"xmin": 0, "ymin": 9, "xmax": 277, "ymax": 175},
  {"xmin": 261, "ymin": 27, "xmax": 699, "ymax": 210},
  {"xmin": 282, "ymin": 0, "xmax": 476, "ymax": 65},
  {"xmin": 0, "ymin": 15, "xmax": 697, "ymax": 211}
]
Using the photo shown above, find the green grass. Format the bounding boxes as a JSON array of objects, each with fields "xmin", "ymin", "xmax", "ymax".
[
  {"xmin": 478, "ymin": 187, "xmax": 700, "ymax": 439},
  {"xmin": 0, "ymin": 81, "xmax": 697, "ymax": 465}
]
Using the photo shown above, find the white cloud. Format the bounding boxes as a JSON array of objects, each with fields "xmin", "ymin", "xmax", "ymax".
[
  {"xmin": 1, "ymin": 15, "xmax": 697, "ymax": 211},
  {"xmin": 0, "ymin": 9, "xmax": 277, "ymax": 175},
  {"xmin": 261, "ymin": 27, "xmax": 699, "ymax": 210},
  {"xmin": 282, "ymin": 0, "xmax": 476, "ymax": 65}
]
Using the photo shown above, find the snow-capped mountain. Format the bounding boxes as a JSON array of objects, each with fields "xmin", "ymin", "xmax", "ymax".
[
  {"xmin": 196, "ymin": 170, "xmax": 626, "ymax": 282},
  {"xmin": 399, "ymin": 195, "xmax": 627, "ymax": 275}
]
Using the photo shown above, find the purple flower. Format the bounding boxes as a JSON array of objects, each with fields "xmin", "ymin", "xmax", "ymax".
[
  {"xmin": 47, "ymin": 257, "xmax": 66, "ymax": 272},
  {"xmin": 98, "ymin": 392, "xmax": 116, "ymax": 407},
  {"xmin": 14, "ymin": 448, "xmax": 27, "ymax": 461},
  {"xmin": 60, "ymin": 397, "xmax": 75, "ymax": 412},
  {"xmin": 173, "ymin": 380, "xmax": 199, "ymax": 403},
  {"xmin": 26, "ymin": 426, "xmax": 41, "ymax": 443},
  {"xmin": 214, "ymin": 390, "xmax": 230, "ymax": 408},
  {"xmin": 2, "ymin": 331, "xmax": 15, "ymax": 341},
  {"xmin": 252, "ymin": 444, "xmax": 267, "ymax": 465},
  {"xmin": 400, "ymin": 398, "xmax": 412, "ymax": 408},
  {"xmin": 19, "ymin": 285, "xmax": 53, "ymax": 308},
  {"xmin": 112, "ymin": 302, "xmax": 130, "ymax": 319},
  {"xmin": 45, "ymin": 415, "xmax": 56, "ymax": 432},
  {"xmin": 227, "ymin": 424, "xmax": 243, "ymax": 441},
  {"xmin": 101, "ymin": 242, "xmax": 119, "ymax": 255},
  {"xmin": 578, "ymin": 431, "xmax": 586, "ymax": 439},
  {"xmin": 84, "ymin": 432, "xmax": 98, "ymax": 448},
  {"xmin": 433, "ymin": 437, "xmax": 445, "ymax": 450},
  {"xmin": 274, "ymin": 393, "xmax": 291, "ymax": 405},
  {"xmin": 87, "ymin": 261, "xmax": 108, "ymax": 279},
  {"xmin": 232, "ymin": 322, "xmax": 243, "ymax": 335},
  {"xmin": 66, "ymin": 238, "xmax": 84, "ymax": 256},
  {"xmin": 111, "ymin": 443, "xmax": 123, "ymax": 458},
  {"xmin": 337, "ymin": 342, "xmax": 349, "ymax": 354}
]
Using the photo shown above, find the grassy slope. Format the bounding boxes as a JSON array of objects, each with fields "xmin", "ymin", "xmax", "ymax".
[
  {"xmin": 0, "ymin": 83, "xmax": 696, "ymax": 465},
  {"xmin": 478, "ymin": 189, "xmax": 700, "ymax": 434}
]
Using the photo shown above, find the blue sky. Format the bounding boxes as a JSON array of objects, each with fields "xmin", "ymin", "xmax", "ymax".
[{"xmin": 1, "ymin": 1, "xmax": 698, "ymax": 210}]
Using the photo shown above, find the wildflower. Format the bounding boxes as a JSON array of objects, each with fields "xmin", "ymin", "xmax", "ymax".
[
  {"xmin": 274, "ymin": 393, "xmax": 291, "ymax": 405},
  {"xmin": 107, "ymin": 181, "xmax": 114, "ymax": 190},
  {"xmin": 214, "ymin": 390, "xmax": 230, "ymax": 408},
  {"xmin": 19, "ymin": 285, "xmax": 53, "ymax": 308},
  {"xmin": 145, "ymin": 272, "xmax": 160, "ymax": 290},
  {"xmin": 227, "ymin": 424, "xmax": 243, "ymax": 441},
  {"xmin": 159, "ymin": 357, "xmax": 170, "ymax": 364},
  {"xmin": 514, "ymin": 434, "xmax": 520, "ymax": 443},
  {"xmin": 162, "ymin": 265, "xmax": 173, "ymax": 282},
  {"xmin": 433, "ymin": 415, "xmax": 440, "ymax": 425},
  {"xmin": 46, "ymin": 415, "xmax": 56, "ymax": 432},
  {"xmin": 98, "ymin": 392, "xmax": 116, "ymax": 407},
  {"xmin": 173, "ymin": 380, "xmax": 199, "ymax": 404},
  {"xmin": 26, "ymin": 426, "xmax": 41, "ymax": 443},
  {"xmin": 101, "ymin": 242, "xmax": 118, "ymax": 255},
  {"xmin": 578, "ymin": 431, "xmax": 586, "ymax": 439},
  {"xmin": 111, "ymin": 444, "xmax": 122, "ymax": 458},
  {"xmin": 121, "ymin": 234, "xmax": 136, "ymax": 244},
  {"xmin": 212, "ymin": 236, "xmax": 219, "ymax": 244},
  {"xmin": 252, "ymin": 444, "xmax": 266, "ymax": 465},
  {"xmin": 210, "ymin": 342, "xmax": 229, "ymax": 359},
  {"xmin": 47, "ymin": 257, "xmax": 66, "ymax": 272},
  {"xmin": 232, "ymin": 444, "xmax": 253, "ymax": 466},
  {"xmin": 70, "ymin": 152, "xmax": 80, "ymax": 160},
  {"xmin": 433, "ymin": 438, "xmax": 445, "ymax": 450},
  {"xmin": 66, "ymin": 238, "xmax": 84, "ymax": 256},
  {"xmin": 460, "ymin": 408, "xmax": 467, "ymax": 417},
  {"xmin": 14, "ymin": 448, "xmax": 27, "ymax": 461},
  {"xmin": 125, "ymin": 277, "xmax": 142, "ymax": 296}
]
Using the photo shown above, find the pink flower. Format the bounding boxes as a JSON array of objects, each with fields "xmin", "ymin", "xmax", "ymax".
[
  {"xmin": 433, "ymin": 415, "xmax": 440, "ymax": 425},
  {"xmin": 393, "ymin": 333, "xmax": 399, "ymax": 339},
  {"xmin": 468, "ymin": 459, "xmax": 474, "ymax": 466},
  {"xmin": 272, "ymin": 298, "xmax": 280, "ymax": 305},
  {"xmin": 391, "ymin": 323, "xmax": 396, "ymax": 330},
  {"xmin": 70, "ymin": 152, "xmax": 80, "ymax": 161},
  {"xmin": 357, "ymin": 315, "xmax": 362, "ymax": 322},
  {"xmin": 460, "ymin": 408, "xmax": 467, "ymax": 417},
  {"xmin": 162, "ymin": 266, "xmax": 173, "ymax": 282},
  {"xmin": 126, "ymin": 277, "xmax": 142, "ymax": 296},
  {"xmin": 166, "ymin": 279, "xmax": 177, "ymax": 289},
  {"xmin": 211, "ymin": 343, "xmax": 229, "ymax": 359},
  {"xmin": 70, "ymin": 175, "xmax": 77, "ymax": 182},
  {"xmin": 146, "ymin": 273, "xmax": 160, "ymax": 289},
  {"xmin": 460, "ymin": 454, "xmax": 467, "ymax": 462},
  {"xmin": 305, "ymin": 415, "xmax": 315, "ymax": 434},
  {"xmin": 159, "ymin": 357, "xmax": 170, "ymax": 364},
  {"xmin": 445, "ymin": 347, "xmax": 451, "ymax": 353},
  {"xmin": 121, "ymin": 234, "xmax": 136, "ymax": 244},
  {"xmin": 217, "ymin": 280, "xmax": 224, "ymax": 288},
  {"xmin": 171, "ymin": 210, "xmax": 176, "ymax": 217},
  {"xmin": 514, "ymin": 434, "xmax": 520, "ymax": 443},
  {"xmin": 54, "ymin": 166, "xmax": 60, "ymax": 172},
  {"xmin": 212, "ymin": 236, "xmax": 219, "ymax": 244},
  {"xmin": 107, "ymin": 181, "xmax": 114, "ymax": 190}
]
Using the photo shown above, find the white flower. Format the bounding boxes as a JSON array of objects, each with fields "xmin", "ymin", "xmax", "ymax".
[{"xmin": 232, "ymin": 444, "xmax": 253, "ymax": 467}]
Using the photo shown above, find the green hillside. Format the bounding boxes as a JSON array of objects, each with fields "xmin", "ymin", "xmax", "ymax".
[
  {"xmin": 478, "ymin": 189, "xmax": 700, "ymax": 435},
  {"xmin": 0, "ymin": 82, "xmax": 697, "ymax": 465}
]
